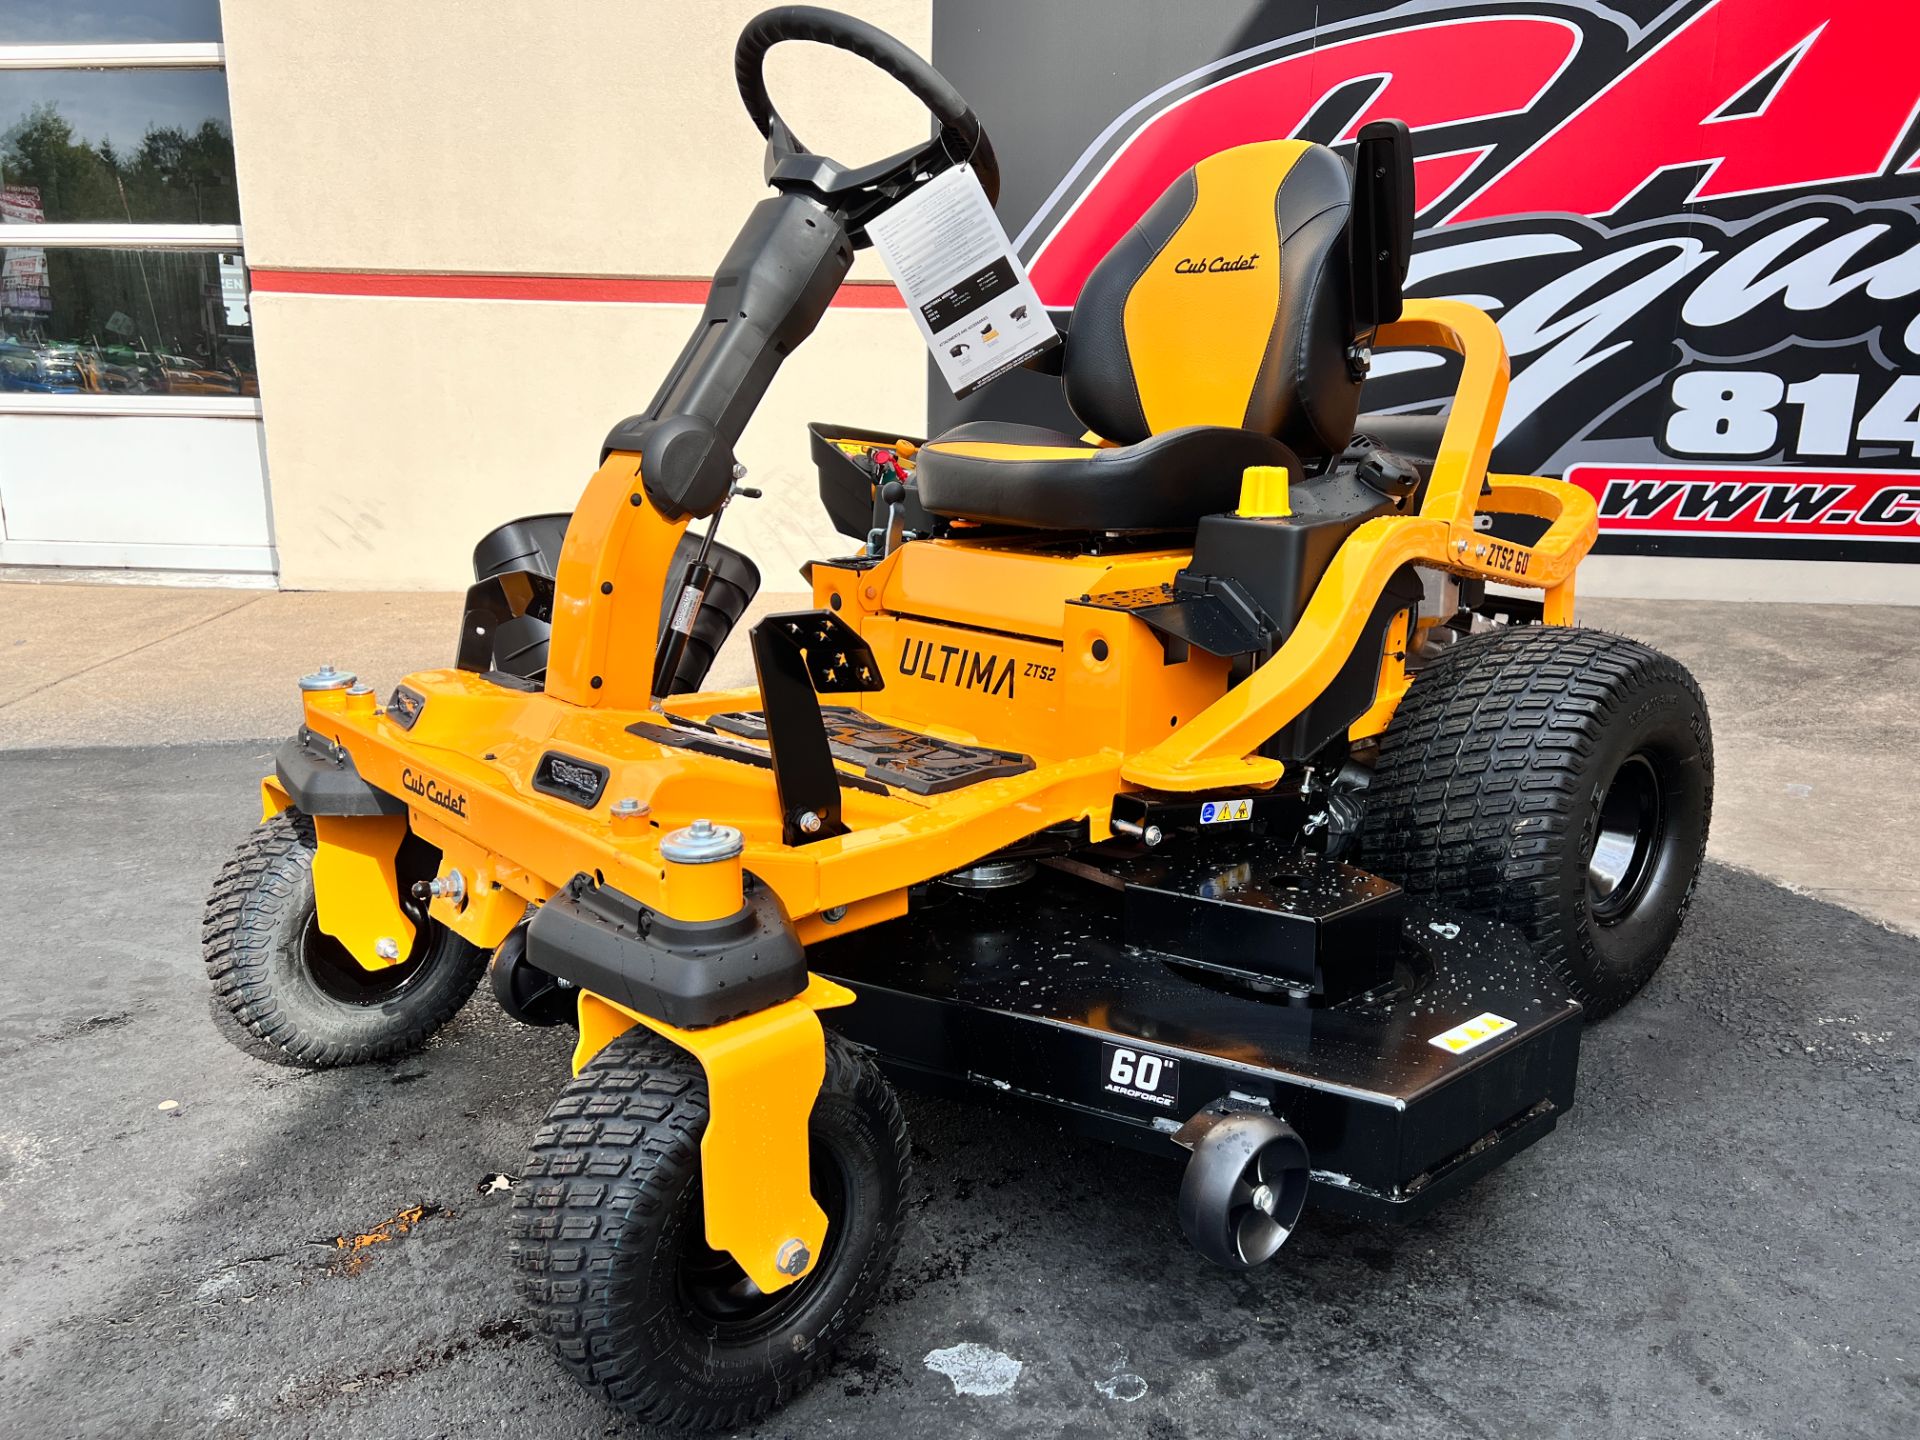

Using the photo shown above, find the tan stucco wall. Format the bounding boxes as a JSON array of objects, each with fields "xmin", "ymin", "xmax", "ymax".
[
  {"xmin": 250, "ymin": 293, "xmax": 925, "ymax": 590},
  {"xmin": 220, "ymin": 0, "xmax": 934, "ymax": 589}
]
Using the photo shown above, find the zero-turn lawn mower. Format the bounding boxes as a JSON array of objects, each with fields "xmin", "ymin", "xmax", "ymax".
[{"xmin": 203, "ymin": 6, "xmax": 1712, "ymax": 1429}]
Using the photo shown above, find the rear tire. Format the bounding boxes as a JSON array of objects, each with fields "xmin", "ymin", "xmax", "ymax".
[
  {"xmin": 509, "ymin": 1028, "xmax": 910, "ymax": 1431},
  {"xmin": 1361, "ymin": 625, "xmax": 1713, "ymax": 1019},
  {"xmin": 202, "ymin": 810, "xmax": 488, "ymax": 1066}
]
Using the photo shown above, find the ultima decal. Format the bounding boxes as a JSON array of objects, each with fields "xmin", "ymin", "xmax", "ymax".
[
  {"xmin": 945, "ymin": 0, "xmax": 1920, "ymax": 560},
  {"xmin": 401, "ymin": 766, "xmax": 469, "ymax": 819},
  {"xmin": 898, "ymin": 637, "xmax": 1019, "ymax": 697}
]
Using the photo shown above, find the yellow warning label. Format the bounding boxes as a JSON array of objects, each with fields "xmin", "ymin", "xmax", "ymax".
[
  {"xmin": 1200, "ymin": 798, "xmax": 1253, "ymax": 825},
  {"xmin": 1427, "ymin": 1012, "xmax": 1517, "ymax": 1055}
]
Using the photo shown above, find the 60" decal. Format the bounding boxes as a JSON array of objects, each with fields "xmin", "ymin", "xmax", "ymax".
[{"xmin": 1101, "ymin": 1042, "xmax": 1180, "ymax": 1108}]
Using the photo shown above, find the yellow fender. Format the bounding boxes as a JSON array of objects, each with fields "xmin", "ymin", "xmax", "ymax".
[
  {"xmin": 261, "ymin": 775, "xmax": 418, "ymax": 970},
  {"xmin": 310, "ymin": 814, "xmax": 418, "ymax": 970},
  {"xmin": 573, "ymin": 975, "xmax": 856, "ymax": 1295}
]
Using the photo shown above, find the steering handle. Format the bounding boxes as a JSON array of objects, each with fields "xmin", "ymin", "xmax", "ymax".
[{"xmin": 735, "ymin": 5, "xmax": 1000, "ymax": 207}]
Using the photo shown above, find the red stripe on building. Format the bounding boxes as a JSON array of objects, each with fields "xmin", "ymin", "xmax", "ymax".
[{"xmin": 248, "ymin": 268, "xmax": 905, "ymax": 308}]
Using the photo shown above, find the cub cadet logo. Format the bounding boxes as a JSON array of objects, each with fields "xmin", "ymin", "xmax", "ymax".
[
  {"xmin": 1173, "ymin": 253, "xmax": 1259, "ymax": 275},
  {"xmin": 401, "ymin": 766, "xmax": 468, "ymax": 819},
  {"xmin": 898, "ymin": 637, "xmax": 1017, "ymax": 697}
]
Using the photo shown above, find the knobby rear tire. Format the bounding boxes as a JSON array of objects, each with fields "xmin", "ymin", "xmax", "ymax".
[{"xmin": 1361, "ymin": 625, "xmax": 1713, "ymax": 1020}]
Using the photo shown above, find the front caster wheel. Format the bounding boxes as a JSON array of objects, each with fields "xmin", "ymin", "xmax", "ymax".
[
  {"xmin": 202, "ymin": 809, "xmax": 488, "ymax": 1067},
  {"xmin": 509, "ymin": 1028, "xmax": 910, "ymax": 1431}
]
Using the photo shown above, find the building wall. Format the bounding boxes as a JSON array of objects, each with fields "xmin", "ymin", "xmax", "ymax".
[
  {"xmin": 218, "ymin": 0, "xmax": 1920, "ymax": 602},
  {"xmin": 220, "ymin": 0, "xmax": 934, "ymax": 590}
]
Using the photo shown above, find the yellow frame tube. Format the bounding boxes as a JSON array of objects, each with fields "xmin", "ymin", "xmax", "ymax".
[
  {"xmin": 544, "ymin": 451, "xmax": 690, "ymax": 710},
  {"xmin": 1122, "ymin": 299, "xmax": 1598, "ymax": 791}
]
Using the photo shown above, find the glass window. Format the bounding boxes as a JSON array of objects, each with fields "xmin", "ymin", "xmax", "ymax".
[
  {"xmin": 1, "ymin": 69, "xmax": 237, "ymax": 223},
  {"xmin": 0, "ymin": 1, "xmax": 223, "ymax": 44},
  {"xmin": 0, "ymin": 246, "xmax": 254, "ymax": 395}
]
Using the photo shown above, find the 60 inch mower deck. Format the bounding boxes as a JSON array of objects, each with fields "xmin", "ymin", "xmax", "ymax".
[{"xmin": 814, "ymin": 861, "xmax": 1581, "ymax": 1221}]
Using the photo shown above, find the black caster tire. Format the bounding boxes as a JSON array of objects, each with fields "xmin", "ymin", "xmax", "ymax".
[
  {"xmin": 202, "ymin": 809, "xmax": 488, "ymax": 1066},
  {"xmin": 1361, "ymin": 625, "xmax": 1713, "ymax": 1020},
  {"xmin": 509, "ymin": 1027, "xmax": 910, "ymax": 1431}
]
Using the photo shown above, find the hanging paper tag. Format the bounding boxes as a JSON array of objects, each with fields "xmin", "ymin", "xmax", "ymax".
[{"xmin": 865, "ymin": 166, "xmax": 1060, "ymax": 397}]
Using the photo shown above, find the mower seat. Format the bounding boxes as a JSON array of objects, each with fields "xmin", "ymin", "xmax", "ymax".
[
  {"xmin": 917, "ymin": 138, "xmax": 1371, "ymax": 531},
  {"xmin": 915, "ymin": 421, "xmax": 1299, "ymax": 530}
]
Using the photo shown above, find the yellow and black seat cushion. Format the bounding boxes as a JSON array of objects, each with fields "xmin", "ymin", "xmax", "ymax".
[
  {"xmin": 917, "ymin": 139, "xmax": 1363, "ymax": 531},
  {"xmin": 917, "ymin": 420, "xmax": 1298, "ymax": 531}
]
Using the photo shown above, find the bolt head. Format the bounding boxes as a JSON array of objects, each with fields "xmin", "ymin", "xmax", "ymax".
[
  {"xmin": 776, "ymin": 1238, "xmax": 811, "ymax": 1276},
  {"xmin": 1143, "ymin": 824, "xmax": 1164, "ymax": 848},
  {"xmin": 1251, "ymin": 1183, "xmax": 1278, "ymax": 1216},
  {"xmin": 375, "ymin": 936, "xmax": 400, "ymax": 961},
  {"xmin": 732, "ymin": 462, "xmax": 748, "ymax": 481},
  {"xmin": 799, "ymin": 811, "xmax": 823, "ymax": 834},
  {"xmin": 660, "ymin": 819, "xmax": 744, "ymax": 865},
  {"xmin": 611, "ymin": 797, "xmax": 647, "ymax": 818}
]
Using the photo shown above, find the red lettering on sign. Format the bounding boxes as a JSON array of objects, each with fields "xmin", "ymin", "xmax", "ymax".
[
  {"xmin": 1452, "ymin": 0, "xmax": 1920, "ymax": 221},
  {"xmin": 1569, "ymin": 462, "xmax": 1920, "ymax": 542},
  {"xmin": 1026, "ymin": 17, "xmax": 1579, "ymax": 306}
]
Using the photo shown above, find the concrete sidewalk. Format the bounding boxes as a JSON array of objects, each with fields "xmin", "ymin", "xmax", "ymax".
[{"xmin": 2, "ymin": 580, "xmax": 1915, "ymax": 934}]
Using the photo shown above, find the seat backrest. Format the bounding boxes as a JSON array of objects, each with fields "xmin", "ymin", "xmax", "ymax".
[{"xmin": 1061, "ymin": 139, "xmax": 1362, "ymax": 459}]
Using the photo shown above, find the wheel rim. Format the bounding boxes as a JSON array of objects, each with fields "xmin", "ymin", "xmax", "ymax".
[
  {"xmin": 1225, "ymin": 1142, "xmax": 1309, "ymax": 1267},
  {"xmin": 674, "ymin": 1147, "xmax": 848, "ymax": 1340},
  {"xmin": 1586, "ymin": 753, "xmax": 1665, "ymax": 922},
  {"xmin": 299, "ymin": 908, "xmax": 434, "ymax": 1005}
]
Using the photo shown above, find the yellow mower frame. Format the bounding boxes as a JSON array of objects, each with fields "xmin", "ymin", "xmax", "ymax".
[{"xmin": 274, "ymin": 299, "xmax": 1595, "ymax": 1296}]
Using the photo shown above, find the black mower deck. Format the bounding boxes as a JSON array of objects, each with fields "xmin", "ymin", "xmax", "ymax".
[{"xmin": 812, "ymin": 862, "xmax": 1582, "ymax": 1220}]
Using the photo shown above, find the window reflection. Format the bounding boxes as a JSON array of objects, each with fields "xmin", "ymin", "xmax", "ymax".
[
  {"xmin": 0, "ymin": 1, "xmax": 224, "ymax": 43},
  {"xmin": 1, "ymin": 70, "xmax": 238, "ymax": 223},
  {"xmin": 0, "ymin": 247, "xmax": 254, "ymax": 395}
]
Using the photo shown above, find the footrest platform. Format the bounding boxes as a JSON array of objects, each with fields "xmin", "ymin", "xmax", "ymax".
[{"xmin": 706, "ymin": 706, "xmax": 1034, "ymax": 796}]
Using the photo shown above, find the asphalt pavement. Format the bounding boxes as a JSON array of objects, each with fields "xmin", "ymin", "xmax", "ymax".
[{"xmin": 1, "ymin": 741, "xmax": 1916, "ymax": 1438}]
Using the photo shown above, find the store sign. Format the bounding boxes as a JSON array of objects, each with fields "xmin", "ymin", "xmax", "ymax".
[
  {"xmin": 1, "ymin": 184, "xmax": 51, "ymax": 316},
  {"xmin": 934, "ymin": 0, "xmax": 1920, "ymax": 561}
]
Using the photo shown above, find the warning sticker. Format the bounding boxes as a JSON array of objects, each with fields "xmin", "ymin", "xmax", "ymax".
[
  {"xmin": 865, "ymin": 166, "xmax": 1059, "ymax": 397},
  {"xmin": 1199, "ymin": 798, "xmax": 1253, "ymax": 825},
  {"xmin": 1427, "ymin": 1012, "xmax": 1517, "ymax": 1055}
]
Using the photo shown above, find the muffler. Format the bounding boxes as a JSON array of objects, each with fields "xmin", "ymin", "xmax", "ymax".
[{"xmin": 1174, "ymin": 1102, "xmax": 1311, "ymax": 1269}]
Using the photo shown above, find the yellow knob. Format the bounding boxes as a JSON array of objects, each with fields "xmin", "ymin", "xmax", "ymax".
[{"xmin": 1238, "ymin": 465, "xmax": 1291, "ymax": 518}]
